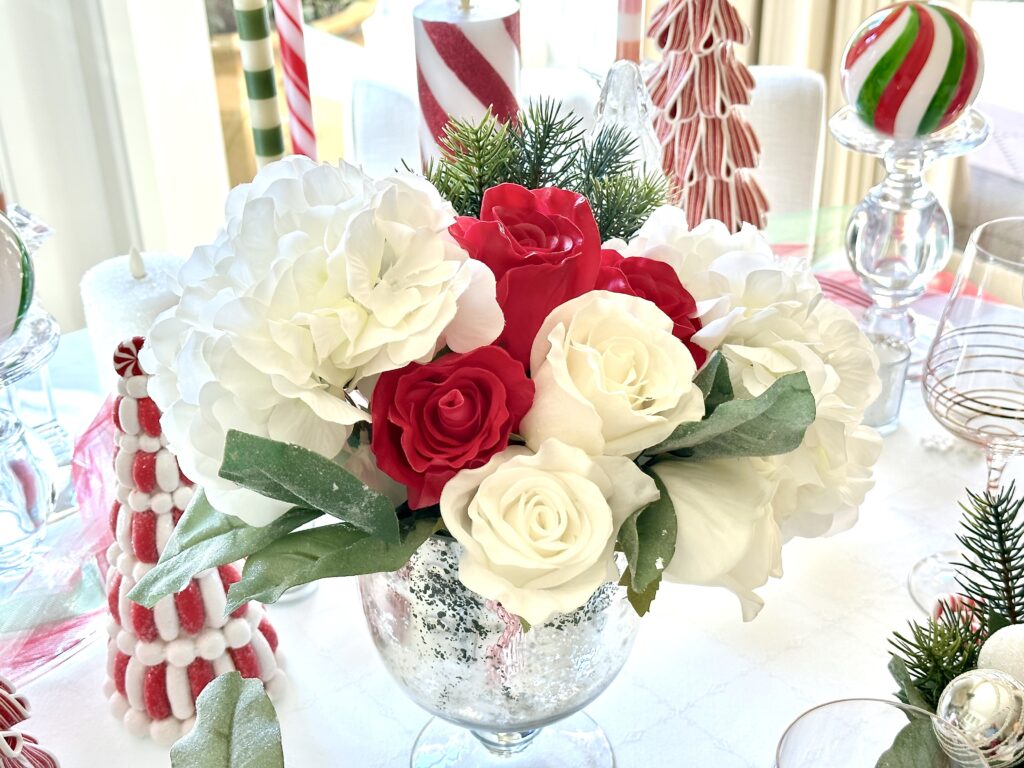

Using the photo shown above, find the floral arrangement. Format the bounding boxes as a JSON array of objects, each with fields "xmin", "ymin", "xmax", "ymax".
[{"xmin": 130, "ymin": 148, "xmax": 881, "ymax": 628}]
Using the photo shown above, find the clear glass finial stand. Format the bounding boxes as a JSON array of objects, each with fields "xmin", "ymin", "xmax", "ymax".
[
  {"xmin": 829, "ymin": 107, "xmax": 990, "ymax": 432},
  {"xmin": 0, "ymin": 305, "xmax": 60, "ymax": 582}
]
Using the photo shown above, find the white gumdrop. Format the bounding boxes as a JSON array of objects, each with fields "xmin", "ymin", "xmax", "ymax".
[
  {"xmin": 265, "ymin": 670, "xmax": 288, "ymax": 702},
  {"xmin": 132, "ymin": 561, "xmax": 154, "ymax": 582},
  {"xmin": 151, "ymin": 492, "xmax": 173, "ymax": 515},
  {"xmin": 155, "ymin": 449, "xmax": 180, "ymax": 493},
  {"xmin": 117, "ymin": 376, "xmax": 128, "ymax": 396},
  {"xmin": 123, "ymin": 708, "xmax": 151, "ymax": 738},
  {"xmin": 150, "ymin": 718, "xmax": 181, "ymax": 747},
  {"xmin": 106, "ymin": 541, "xmax": 121, "ymax": 569},
  {"xmin": 196, "ymin": 628, "xmax": 226, "ymax": 660},
  {"xmin": 136, "ymin": 641, "xmax": 165, "ymax": 666},
  {"xmin": 116, "ymin": 551, "xmax": 134, "ymax": 575},
  {"xmin": 979, "ymin": 625, "xmax": 1024, "ymax": 683},
  {"xmin": 181, "ymin": 717, "xmax": 196, "ymax": 738},
  {"xmin": 107, "ymin": 618, "xmax": 120, "ymax": 637},
  {"xmin": 119, "ymin": 433, "xmax": 139, "ymax": 454},
  {"xmin": 125, "ymin": 375, "xmax": 149, "ymax": 399},
  {"xmin": 166, "ymin": 638, "xmax": 197, "ymax": 668},
  {"xmin": 109, "ymin": 693, "xmax": 129, "ymax": 719},
  {"xmin": 118, "ymin": 396, "xmax": 140, "ymax": 436},
  {"xmin": 128, "ymin": 490, "xmax": 151, "ymax": 513},
  {"xmin": 102, "ymin": 678, "xmax": 116, "ymax": 698},
  {"xmin": 138, "ymin": 435, "xmax": 162, "ymax": 453},
  {"xmin": 172, "ymin": 485, "xmax": 193, "ymax": 510},
  {"xmin": 117, "ymin": 630, "xmax": 137, "ymax": 656},
  {"xmin": 223, "ymin": 618, "xmax": 252, "ymax": 649},
  {"xmin": 115, "ymin": 447, "xmax": 135, "ymax": 487}
]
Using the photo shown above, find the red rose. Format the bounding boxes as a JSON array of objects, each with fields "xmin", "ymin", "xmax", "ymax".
[
  {"xmin": 597, "ymin": 250, "xmax": 707, "ymax": 368},
  {"xmin": 449, "ymin": 184, "xmax": 601, "ymax": 367},
  {"xmin": 371, "ymin": 345, "xmax": 534, "ymax": 509}
]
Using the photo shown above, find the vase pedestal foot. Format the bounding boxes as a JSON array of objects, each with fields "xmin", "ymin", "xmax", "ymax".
[{"xmin": 411, "ymin": 711, "xmax": 615, "ymax": 767}]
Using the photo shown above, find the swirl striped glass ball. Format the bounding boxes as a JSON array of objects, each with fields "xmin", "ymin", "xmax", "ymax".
[{"xmin": 841, "ymin": 2, "xmax": 984, "ymax": 139}]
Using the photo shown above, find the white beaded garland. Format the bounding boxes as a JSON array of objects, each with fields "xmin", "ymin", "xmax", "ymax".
[
  {"xmin": 150, "ymin": 718, "xmax": 181, "ymax": 747},
  {"xmin": 224, "ymin": 618, "xmax": 252, "ymax": 649},
  {"xmin": 166, "ymin": 637, "xmax": 197, "ymax": 668},
  {"xmin": 123, "ymin": 707, "xmax": 150, "ymax": 738},
  {"xmin": 109, "ymin": 693, "xmax": 130, "ymax": 720},
  {"xmin": 135, "ymin": 640, "xmax": 165, "ymax": 666},
  {"xmin": 151, "ymin": 492, "xmax": 173, "ymax": 515}
]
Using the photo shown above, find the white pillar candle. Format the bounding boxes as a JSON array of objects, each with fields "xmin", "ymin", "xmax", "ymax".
[
  {"xmin": 413, "ymin": 0, "xmax": 521, "ymax": 164},
  {"xmin": 80, "ymin": 248, "xmax": 183, "ymax": 390}
]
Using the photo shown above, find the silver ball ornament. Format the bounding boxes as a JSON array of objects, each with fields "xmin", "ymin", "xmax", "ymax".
[{"xmin": 935, "ymin": 668, "xmax": 1024, "ymax": 767}]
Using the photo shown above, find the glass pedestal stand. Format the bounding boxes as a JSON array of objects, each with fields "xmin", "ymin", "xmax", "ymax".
[
  {"xmin": 0, "ymin": 305, "xmax": 60, "ymax": 586},
  {"xmin": 829, "ymin": 107, "xmax": 990, "ymax": 433}
]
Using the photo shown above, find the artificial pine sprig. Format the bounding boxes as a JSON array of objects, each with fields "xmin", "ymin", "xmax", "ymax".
[
  {"xmin": 422, "ymin": 99, "xmax": 669, "ymax": 241},
  {"xmin": 889, "ymin": 609, "xmax": 985, "ymax": 710},
  {"xmin": 955, "ymin": 483, "xmax": 1024, "ymax": 630}
]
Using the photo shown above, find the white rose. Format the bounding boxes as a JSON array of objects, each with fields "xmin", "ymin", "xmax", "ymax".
[
  {"xmin": 144, "ymin": 158, "xmax": 502, "ymax": 525},
  {"xmin": 652, "ymin": 457, "xmax": 781, "ymax": 621},
  {"xmin": 520, "ymin": 291, "xmax": 704, "ymax": 457},
  {"xmin": 440, "ymin": 439, "xmax": 660, "ymax": 625}
]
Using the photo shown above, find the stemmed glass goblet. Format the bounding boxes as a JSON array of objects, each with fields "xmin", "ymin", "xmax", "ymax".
[{"xmin": 912, "ymin": 217, "xmax": 1024, "ymax": 610}]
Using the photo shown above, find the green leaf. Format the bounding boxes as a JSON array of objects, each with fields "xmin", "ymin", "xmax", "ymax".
[
  {"xmin": 617, "ymin": 473, "xmax": 677, "ymax": 596},
  {"xmin": 225, "ymin": 515, "xmax": 440, "ymax": 612},
  {"xmin": 875, "ymin": 717, "xmax": 944, "ymax": 768},
  {"xmin": 219, "ymin": 430, "xmax": 400, "ymax": 544},
  {"xmin": 619, "ymin": 570, "xmax": 661, "ymax": 618},
  {"xmin": 128, "ymin": 489, "xmax": 319, "ymax": 608},
  {"xmin": 888, "ymin": 656, "xmax": 933, "ymax": 712},
  {"xmin": 647, "ymin": 372, "xmax": 816, "ymax": 460},
  {"xmin": 171, "ymin": 672, "xmax": 283, "ymax": 768},
  {"xmin": 693, "ymin": 352, "xmax": 733, "ymax": 415}
]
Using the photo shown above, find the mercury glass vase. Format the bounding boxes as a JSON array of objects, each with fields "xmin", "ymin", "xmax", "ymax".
[{"xmin": 359, "ymin": 535, "xmax": 639, "ymax": 768}]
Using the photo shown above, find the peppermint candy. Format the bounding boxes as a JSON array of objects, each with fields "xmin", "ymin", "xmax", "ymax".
[{"xmin": 841, "ymin": 2, "xmax": 984, "ymax": 139}]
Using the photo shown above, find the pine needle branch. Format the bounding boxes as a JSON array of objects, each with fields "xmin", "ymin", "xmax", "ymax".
[
  {"xmin": 416, "ymin": 99, "xmax": 668, "ymax": 239},
  {"xmin": 889, "ymin": 609, "xmax": 984, "ymax": 710},
  {"xmin": 955, "ymin": 483, "xmax": 1024, "ymax": 627}
]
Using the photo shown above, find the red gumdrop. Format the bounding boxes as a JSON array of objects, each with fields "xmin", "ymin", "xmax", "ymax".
[
  {"xmin": 143, "ymin": 663, "xmax": 172, "ymax": 721},
  {"xmin": 132, "ymin": 511, "xmax": 158, "ymax": 564},
  {"xmin": 218, "ymin": 565, "xmax": 247, "ymax": 618},
  {"xmin": 131, "ymin": 602, "xmax": 158, "ymax": 643},
  {"xmin": 109, "ymin": 501, "xmax": 121, "ymax": 538},
  {"xmin": 112, "ymin": 396, "xmax": 124, "ymax": 432},
  {"xmin": 107, "ymin": 572, "xmax": 123, "ymax": 625},
  {"xmin": 113, "ymin": 651, "xmax": 130, "ymax": 697},
  {"xmin": 187, "ymin": 658, "xmax": 215, "ymax": 700},
  {"xmin": 229, "ymin": 644, "xmax": 261, "ymax": 679},
  {"xmin": 174, "ymin": 581, "xmax": 205, "ymax": 636},
  {"xmin": 258, "ymin": 617, "xmax": 279, "ymax": 654},
  {"xmin": 132, "ymin": 451, "xmax": 157, "ymax": 494},
  {"xmin": 136, "ymin": 397, "xmax": 162, "ymax": 437}
]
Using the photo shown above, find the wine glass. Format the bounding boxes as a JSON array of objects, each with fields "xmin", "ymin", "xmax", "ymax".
[
  {"xmin": 912, "ymin": 217, "xmax": 1024, "ymax": 611},
  {"xmin": 775, "ymin": 698, "xmax": 989, "ymax": 767}
]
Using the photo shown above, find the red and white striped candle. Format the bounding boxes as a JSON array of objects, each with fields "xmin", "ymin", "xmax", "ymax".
[
  {"xmin": 273, "ymin": 0, "xmax": 317, "ymax": 159},
  {"xmin": 413, "ymin": 0, "xmax": 521, "ymax": 163},
  {"xmin": 616, "ymin": 0, "xmax": 644, "ymax": 63}
]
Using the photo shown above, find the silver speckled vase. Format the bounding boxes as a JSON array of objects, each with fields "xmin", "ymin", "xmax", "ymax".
[{"xmin": 359, "ymin": 535, "xmax": 639, "ymax": 767}]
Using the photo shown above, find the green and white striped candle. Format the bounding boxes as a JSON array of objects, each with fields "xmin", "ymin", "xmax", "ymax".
[
  {"xmin": 234, "ymin": 0, "xmax": 286, "ymax": 167},
  {"xmin": 841, "ymin": 1, "xmax": 984, "ymax": 140}
]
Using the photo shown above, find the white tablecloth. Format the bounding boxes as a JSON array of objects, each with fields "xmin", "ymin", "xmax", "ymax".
[{"xmin": 19, "ymin": 333, "xmax": 1012, "ymax": 767}]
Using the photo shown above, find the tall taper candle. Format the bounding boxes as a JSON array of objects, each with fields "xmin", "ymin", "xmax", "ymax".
[
  {"xmin": 273, "ymin": 0, "xmax": 317, "ymax": 159},
  {"xmin": 414, "ymin": 0, "xmax": 521, "ymax": 163},
  {"xmin": 616, "ymin": 0, "xmax": 643, "ymax": 62},
  {"xmin": 234, "ymin": 0, "xmax": 286, "ymax": 168}
]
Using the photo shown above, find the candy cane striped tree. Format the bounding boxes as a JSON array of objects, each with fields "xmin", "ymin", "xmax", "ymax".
[
  {"xmin": 646, "ymin": 0, "xmax": 768, "ymax": 232},
  {"xmin": 103, "ymin": 337, "xmax": 286, "ymax": 746}
]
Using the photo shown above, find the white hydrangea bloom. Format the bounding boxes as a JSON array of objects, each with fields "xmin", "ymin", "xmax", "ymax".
[{"xmin": 144, "ymin": 158, "xmax": 502, "ymax": 525}]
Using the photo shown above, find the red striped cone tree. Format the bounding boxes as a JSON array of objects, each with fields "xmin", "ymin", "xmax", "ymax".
[
  {"xmin": 646, "ymin": 0, "xmax": 768, "ymax": 232},
  {"xmin": 0, "ymin": 676, "xmax": 59, "ymax": 768},
  {"xmin": 102, "ymin": 337, "xmax": 286, "ymax": 746}
]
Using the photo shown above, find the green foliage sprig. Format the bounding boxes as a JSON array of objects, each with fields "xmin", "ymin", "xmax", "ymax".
[
  {"xmin": 955, "ymin": 483, "xmax": 1024, "ymax": 631},
  {"xmin": 419, "ymin": 98, "xmax": 669, "ymax": 241},
  {"xmin": 889, "ymin": 609, "xmax": 985, "ymax": 710}
]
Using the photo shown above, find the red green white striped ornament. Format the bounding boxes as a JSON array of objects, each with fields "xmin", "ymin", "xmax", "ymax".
[
  {"xmin": 841, "ymin": 2, "xmax": 984, "ymax": 140},
  {"xmin": 0, "ymin": 212, "xmax": 33, "ymax": 344}
]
